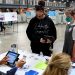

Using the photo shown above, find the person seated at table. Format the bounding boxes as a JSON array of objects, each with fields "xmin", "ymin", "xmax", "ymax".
[
  {"xmin": 43, "ymin": 53, "xmax": 71, "ymax": 75},
  {"xmin": 0, "ymin": 53, "xmax": 71, "ymax": 75},
  {"xmin": 6, "ymin": 59, "xmax": 25, "ymax": 75},
  {"xmin": 0, "ymin": 57, "xmax": 25, "ymax": 75}
]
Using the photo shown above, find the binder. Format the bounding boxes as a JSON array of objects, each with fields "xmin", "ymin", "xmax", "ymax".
[{"xmin": 25, "ymin": 70, "xmax": 38, "ymax": 75}]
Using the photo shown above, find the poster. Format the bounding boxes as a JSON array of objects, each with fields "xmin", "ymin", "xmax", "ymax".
[{"xmin": 0, "ymin": 12, "xmax": 17, "ymax": 22}]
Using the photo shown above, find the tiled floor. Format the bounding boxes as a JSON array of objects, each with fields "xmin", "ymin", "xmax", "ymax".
[{"xmin": 0, "ymin": 23, "xmax": 66, "ymax": 54}]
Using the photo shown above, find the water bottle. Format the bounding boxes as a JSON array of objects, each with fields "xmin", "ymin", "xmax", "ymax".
[
  {"xmin": 23, "ymin": 55, "xmax": 26, "ymax": 62},
  {"xmin": 10, "ymin": 44, "xmax": 17, "ymax": 53},
  {"xmin": 40, "ymin": 51, "xmax": 43, "ymax": 57}
]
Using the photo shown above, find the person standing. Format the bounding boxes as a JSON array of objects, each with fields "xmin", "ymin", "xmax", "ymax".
[
  {"xmin": 63, "ymin": 8, "xmax": 75, "ymax": 62},
  {"xmin": 0, "ymin": 9, "xmax": 5, "ymax": 32},
  {"xmin": 26, "ymin": 3, "xmax": 57, "ymax": 56}
]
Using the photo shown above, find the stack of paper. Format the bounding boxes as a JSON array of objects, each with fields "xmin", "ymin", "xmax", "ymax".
[{"xmin": 34, "ymin": 61, "xmax": 47, "ymax": 70}]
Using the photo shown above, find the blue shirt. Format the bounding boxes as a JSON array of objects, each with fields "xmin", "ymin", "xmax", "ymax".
[{"xmin": 6, "ymin": 67, "xmax": 18, "ymax": 75}]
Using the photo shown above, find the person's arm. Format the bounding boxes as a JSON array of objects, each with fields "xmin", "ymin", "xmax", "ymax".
[
  {"xmin": 6, "ymin": 60, "xmax": 26, "ymax": 75},
  {"xmin": 26, "ymin": 18, "xmax": 40, "ymax": 42},
  {"xmin": 26, "ymin": 19, "xmax": 34, "ymax": 41},
  {"xmin": 73, "ymin": 41, "xmax": 75, "ymax": 57},
  {"xmin": 47, "ymin": 18, "xmax": 57, "ymax": 43},
  {"xmin": 72, "ymin": 27, "xmax": 75, "ymax": 61},
  {"xmin": 0, "ymin": 57, "xmax": 8, "ymax": 65}
]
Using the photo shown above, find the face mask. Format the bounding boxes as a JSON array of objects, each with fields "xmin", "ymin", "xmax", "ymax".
[{"xmin": 66, "ymin": 17, "xmax": 72, "ymax": 22}]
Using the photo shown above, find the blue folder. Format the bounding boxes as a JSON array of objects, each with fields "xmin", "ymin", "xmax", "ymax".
[{"xmin": 25, "ymin": 70, "xmax": 38, "ymax": 75}]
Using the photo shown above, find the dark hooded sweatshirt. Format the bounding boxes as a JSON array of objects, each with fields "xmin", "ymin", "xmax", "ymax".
[{"xmin": 26, "ymin": 15, "xmax": 57, "ymax": 50}]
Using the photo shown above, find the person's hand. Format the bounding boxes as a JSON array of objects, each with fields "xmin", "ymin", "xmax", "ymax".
[
  {"xmin": 0, "ymin": 56, "xmax": 8, "ymax": 65},
  {"xmin": 46, "ymin": 39, "xmax": 52, "ymax": 43},
  {"xmin": 40, "ymin": 38, "xmax": 46, "ymax": 43},
  {"xmin": 16, "ymin": 59, "xmax": 26, "ymax": 68}
]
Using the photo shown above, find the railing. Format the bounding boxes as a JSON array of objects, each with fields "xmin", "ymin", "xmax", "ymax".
[{"xmin": 0, "ymin": 4, "xmax": 27, "ymax": 8}]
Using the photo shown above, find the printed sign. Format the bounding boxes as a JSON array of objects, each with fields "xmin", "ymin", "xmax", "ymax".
[{"xmin": 0, "ymin": 12, "xmax": 17, "ymax": 22}]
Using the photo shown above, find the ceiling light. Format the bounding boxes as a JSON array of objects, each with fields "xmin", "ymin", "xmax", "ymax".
[{"xmin": 53, "ymin": 0, "xmax": 56, "ymax": 3}]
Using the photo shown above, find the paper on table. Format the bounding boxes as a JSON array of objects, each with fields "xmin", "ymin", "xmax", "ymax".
[
  {"xmin": 0, "ymin": 65, "xmax": 11, "ymax": 73},
  {"xmin": 72, "ymin": 63, "xmax": 75, "ymax": 67},
  {"xmin": 15, "ymin": 68, "xmax": 26, "ymax": 75},
  {"xmin": 34, "ymin": 61, "xmax": 47, "ymax": 70},
  {"xmin": 69, "ymin": 68, "xmax": 75, "ymax": 75}
]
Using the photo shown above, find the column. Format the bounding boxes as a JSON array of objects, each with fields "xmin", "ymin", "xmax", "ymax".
[
  {"xmin": 36, "ymin": 0, "xmax": 38, "ymax": 5},
  {"xmin": 23, "ymin": 0, "xmax": 25, "ymax": 5},
  {"xmin": 20, "ymin": 0, "xmax": 23, "ymax": 5},
  {"xmin": 33, "ymin": 0, "xmax": 35, "ymax": 5},
  {"xmin": 30, "ymin": 0, "xmax": 32, "ymax": 5},
  {"xmin": 14, "ymin": 0, "xmax": 19, "ymax": 4},
  {"xmin": 0, "ymin": 0, "xmax": 2, "ymax": 3},
  {"xmin": 25, "ymin": 0, "xmax": 27, "ymax": 5}
]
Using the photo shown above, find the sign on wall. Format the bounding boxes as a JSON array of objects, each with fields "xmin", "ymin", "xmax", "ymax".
[{"xmin": 0, "ymin": 12, "xmax": 17, "ymax": 22}]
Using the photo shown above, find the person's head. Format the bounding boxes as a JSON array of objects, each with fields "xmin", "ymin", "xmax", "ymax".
[
  {"xmin": 35, "ymin": 5, "xmax": 45, "ymax": 19},
  {"xmin": 65, "ymin": 8, "xmax": 75, "ymax": 22},
  {"xmin": 43, "ymin": 53, "xmax": 71, "ymax": 75},
  {"xmin": 70, "ymin": 8, "xmax": 75, "ymax": 20},
  {"xmin": 36, "ymin": 6, "xmax": 45, "ymax": 19},
  {"xmin": 65, "ymin": 8, "xmax": 71, "ymax": 17}
]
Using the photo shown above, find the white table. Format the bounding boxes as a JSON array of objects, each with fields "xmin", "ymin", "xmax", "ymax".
[
  {"xmin": 0, "ymin": 50, "xmax": 75, "ymax": 75},
  {"xmin": 0, "ymin": 50, "xmax": 49, "ymax": 75}
]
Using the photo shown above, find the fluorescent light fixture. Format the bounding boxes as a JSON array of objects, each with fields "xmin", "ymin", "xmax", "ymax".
[{"xmin": 53, "ymin": 0, "xmax": 56, "ymax": 3}]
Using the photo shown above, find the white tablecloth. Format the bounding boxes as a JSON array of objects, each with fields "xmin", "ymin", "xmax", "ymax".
[
  {"xmin": 0, "ymin": 50, "xmax": 75, "ymax": 75},
  {"xmin": 0, "ymin": 50, "xmax": 49, "ymax": 75}
]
